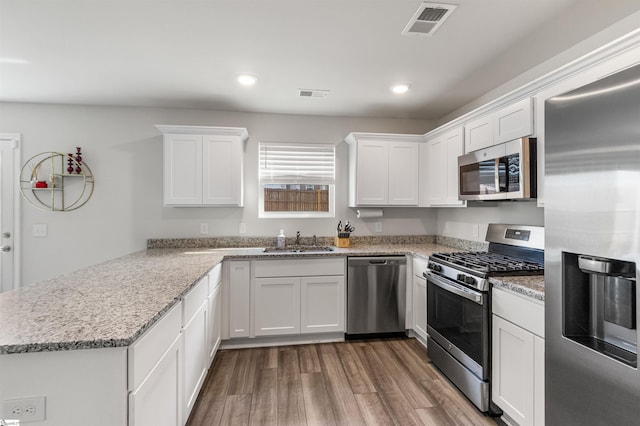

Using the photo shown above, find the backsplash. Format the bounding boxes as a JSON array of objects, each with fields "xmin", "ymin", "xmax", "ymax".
[
  {"xmin": 147, "ymin": 234, "xmax": 486, "ymax": 251},
  {"xmin": 436, "ymin": 235, "xmax": 488, "ymax": 252}
]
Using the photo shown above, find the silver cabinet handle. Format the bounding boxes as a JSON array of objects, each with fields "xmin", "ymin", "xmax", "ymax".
[{"xmin": 0, "ymin": 245, "xmax": 11, "ymax": 252}]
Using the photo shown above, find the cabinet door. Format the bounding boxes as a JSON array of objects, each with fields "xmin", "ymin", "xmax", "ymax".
[
  {"xmin": 356, "ymin": 140, "xmax": 389, "ymax": 205},
  {"xmin": 207, "ymin": 283, "xmax": 222, "ymax": 365},
  {"xmin": 412, "ymin": 274, "xmax": 427, "ymax": 341},
  {"xmin": 129, "ymin": 334, "xmax": 183, "ymax": 426},
  {"xmin": 464, "ymin": 114, "xmax": 494, "ymax": 153},
  {"xmin": 163, "ymin": 134, "xmax": 202, "ymax": 205},
  {"xmin": 229, "ymin": 261, "xmax": 251, "ymax": 338},
  {"xmin": 443, "ymin": 128, "xmax": 465, "ymax": 206},
  {"xmin": 494, "ymin": 97, "xmax": 533, "ymax": 144},
  {"xmin": 425, "ymin": 136, "xmax": 446, "ymax": 205},
  {"xmin": 183, "ymin": 301, "xmax": 208, "ymax": 418},
  {"xmin": 300, "ymin": 275, "xmax": 345, "ymax": 333},
  {"xmin": 388, "ymin": 142, "xmax": 419, "ymax": 205},
  {"xmin": 202, "ymin": 135, "xmax": 243, "ymax": 206},
  {"xmin": 492, "ymin": 315, "xmax": 535, "ymax": 426},
  {"xmin": 254, "ymin": 277, "xmax": 300, "ymax": 336}
]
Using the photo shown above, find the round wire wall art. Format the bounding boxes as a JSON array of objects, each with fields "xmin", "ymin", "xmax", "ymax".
[{"xmin": 19, "ymin": 152, "xmax": 94, "ymax": 212}]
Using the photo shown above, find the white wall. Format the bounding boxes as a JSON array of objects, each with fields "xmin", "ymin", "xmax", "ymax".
[
  {"xmin": 0, "ymin": 103, "xmax": 436, "ymax": 285},
  {"xmin": 437, "ymin": 202, "xmax": 543, "ymax": 243},
  {"xmin": 431, "ymin": 10, "xmax": 640, "ymax": 243},
  {"xmin": 439, "ymin": 8, "xmax": 640, "ymax": 125}
]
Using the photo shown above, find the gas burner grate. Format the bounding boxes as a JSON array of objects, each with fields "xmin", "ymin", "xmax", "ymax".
[{"xmin": 431, "ymin": 251, "xmax": 544, "ymax": 274}]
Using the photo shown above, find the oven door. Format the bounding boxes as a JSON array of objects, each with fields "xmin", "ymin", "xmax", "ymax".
[{"xmin": 425, "ymin": 271, "xmax": 490, "ymax": 380}]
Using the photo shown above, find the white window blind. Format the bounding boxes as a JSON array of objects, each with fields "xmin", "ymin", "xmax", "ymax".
[{"xmin": 259, "ymin": 142, "xmax": 335, "ymax": 184}]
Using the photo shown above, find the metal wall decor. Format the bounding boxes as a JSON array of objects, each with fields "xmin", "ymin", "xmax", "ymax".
[{"xmin": 19, "ymin": 150, "xmax": 94, "ymax": 211}]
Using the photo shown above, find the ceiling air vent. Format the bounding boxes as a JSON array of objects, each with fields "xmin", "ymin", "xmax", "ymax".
[
  {"xmin": 297, "ymin": 89, "xmax": 330, "ymax": 98},
  {"xmin": 402, "ymin": 2, "xmax": 457, "ymax": 37}
]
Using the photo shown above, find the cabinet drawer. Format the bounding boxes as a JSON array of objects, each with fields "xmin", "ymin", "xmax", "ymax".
[
  {"xmin": 208, "ymin": 263, "xmax": 222, "ymax": 297},
  {"xmin": 183, "ymin": 276, "xmax": 208, "ymax": 326},
  {"xmin": 492, "ymin": 287, "xmax": 544, "ymax": 337},
  {"xmin": 254, "ymin": 258, "xmax": 345, "ymax": 277},
  {"xmin": 128, "ymin": 301, "xmax": 182, "ymax": 391}
]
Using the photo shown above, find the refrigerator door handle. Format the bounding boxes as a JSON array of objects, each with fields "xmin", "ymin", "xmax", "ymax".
[{"xmin": 578, "ymin": 255, "xmax": 636, "ymax": 277}]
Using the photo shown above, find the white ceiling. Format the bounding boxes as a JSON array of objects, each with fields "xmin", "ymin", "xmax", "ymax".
[{"xmin": 1, "ymin": 0, "xmax": 640, "ymax": 120}]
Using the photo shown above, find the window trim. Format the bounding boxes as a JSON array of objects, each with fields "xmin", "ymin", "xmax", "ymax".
[{"xmin": 258, "ymin": 141, "xmax": 336, "ymax": 219}]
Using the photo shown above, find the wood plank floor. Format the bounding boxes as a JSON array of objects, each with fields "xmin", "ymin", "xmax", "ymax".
[{"xmin": 186, "ymin": 338, "xmax": 498, "ymax": 426}]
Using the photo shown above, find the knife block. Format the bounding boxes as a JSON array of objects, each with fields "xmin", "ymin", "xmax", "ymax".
[{"xmin": 335, "ymin": 234, "xmax": 350, "ymax": 248}]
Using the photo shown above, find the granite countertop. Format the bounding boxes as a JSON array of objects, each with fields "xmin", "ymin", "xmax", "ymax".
[
  {"xmin": 0, "ymin": 241, "xmax": 543, "ymax": 355},
  {"xmin": 490, "ymin": 275, "xmax": 545, "ymax": 302}
]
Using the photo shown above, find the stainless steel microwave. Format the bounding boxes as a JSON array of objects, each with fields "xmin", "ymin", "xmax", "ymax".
[{"xmin": 458, "ymin": 137, "xmax": 537, "ymax": 201}]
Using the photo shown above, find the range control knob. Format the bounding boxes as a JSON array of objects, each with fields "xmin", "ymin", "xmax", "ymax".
[
  {"xmin": 464, "ymin": 276, "xmax": 477, "ymax": 286},
  {"xmin": 456, "ymin": 273, "xmax": 466, "ymax": 282},
  {"xmin": 428, "ymin": 262, "xmax": 442, "ymax": 272}
]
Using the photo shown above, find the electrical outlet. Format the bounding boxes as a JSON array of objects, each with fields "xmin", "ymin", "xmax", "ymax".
[
  {"xmin": 3, "ymin": 396, "xmax": 46, "ymax": 422},
  {"xmin": 375, "ymin": 222, "xmax": 383, "ymax": 233},
  {"xmin": 472, "ymin": 224, "xmax": 479, "ymax": 238},
  {"xmin": 199, "ymin": 223, "xmax": 209, "ymax": 235},
  {"xmin": 238, "ymin": 223, "xmax": 246, "ymax": 234},
  {"xmin": 32, "ymin": 223, "xmax": 48, "ymax": 238}
]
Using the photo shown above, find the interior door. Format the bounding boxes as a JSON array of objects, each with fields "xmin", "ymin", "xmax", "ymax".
[{"xmin": 0, "ymin": 134, "xmax": 20, "ymax": 292}]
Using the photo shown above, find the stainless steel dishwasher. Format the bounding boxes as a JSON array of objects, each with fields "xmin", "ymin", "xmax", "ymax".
[{"xmin": 346, "ymin": 256, "xmax": 407, "ymax": 338}]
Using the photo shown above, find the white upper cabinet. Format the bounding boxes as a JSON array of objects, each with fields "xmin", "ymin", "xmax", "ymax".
[
  {"xmin": 345, "ymin": 132, "xmax": 422, "ymax": 207},
  {"xmin": 353, "ymin": 139, "xmax": 389, "ymax": 205},
  {"xmin": 494, "ymin": 97, "xmax": 534, "ymax": 144},
  {"xmin": 464, "ymin": 97, "xmax": 534, "ymax": 153},
  {"xmin": 388, "ymin": 141, "xmax": 420, "ymax": 205},
  {"xmin": 464, "ymin": 115, "xmax": 494, "ymax": 153},
  {"xmin": 420, "ymin": 127, "xmax": 465, "ymax": 207},
  {"xmin": 157, "ymin": 125, "xmax": 248, "ymax": 207}
]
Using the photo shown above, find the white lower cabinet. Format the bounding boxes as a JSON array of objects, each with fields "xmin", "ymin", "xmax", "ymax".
[
  {"xmin": 207, "ymin": 263, "xmax": 222, "ymax": 364},
  {"xmin": 228, "ymin": 260, "xmax": 252, "ymax": 338},
  {"xmin": 254, "ymin": 277, "xmax": 301, "ymax": 336},
  {"xmin": 129, "ymin": 334, "xmax": 183, "ymax": 426},
  {"xmin": 128, "ymin": 302, "xmax": 184, "ymax": 426},
  {"xmin": 492, "ymin": 287, "xmax": 544, "ymax": 426},
  {"xmin": 182, "ymin": 278, "xmax": 208, "ymax": 418},
  {"xmin": 411, "ymin": 256, "xmax": 428, "ymax": 341},
  {"xmin": 300, "ymin": 275, "xmax": 345, "ymax": 333},
  {"xmin": 252, "ymin": 258, "xmax": 346, "ymax": 337}
]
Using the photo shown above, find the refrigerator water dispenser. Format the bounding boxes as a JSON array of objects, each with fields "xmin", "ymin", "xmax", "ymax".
[{"xmin": 562, "ymin": 252, "xmax": 637, "ymax": 367}]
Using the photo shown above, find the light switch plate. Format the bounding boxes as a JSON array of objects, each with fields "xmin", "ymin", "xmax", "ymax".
[
  {"xmin": 238, "ymin": 223, "xmax": 246, "ymax": 234},
  {"xmin": 375, "ymin": 222, "xmax": 382, "ymax": 233},
  {"xmin": 32, "ymin": 224, "xmax": 47, "ymax": 238}
]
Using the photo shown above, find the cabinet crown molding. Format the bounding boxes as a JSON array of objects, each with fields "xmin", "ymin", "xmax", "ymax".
[
  {"xmin": 156, "ymin": 125, "xmax": 249, "ymax": 142},
  {"xmin": 426, "ymin": 27, "xmax": 640, "ymax": 139},
  {"xmin": 344, "ymin": 132, "xmax": 425, "ymax": 145}
]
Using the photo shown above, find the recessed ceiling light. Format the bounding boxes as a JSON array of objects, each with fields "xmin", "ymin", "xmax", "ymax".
[
  {"xmin": 0, "ymin": 57, "xmax": 30, "ymax": 65},
  {"xmin": 237, "ymin": 73, "xmax": 257, "ymax": 86},
  {"xmin": 391, "ymin": 83, "xmax": 411, "ymax": 94}
]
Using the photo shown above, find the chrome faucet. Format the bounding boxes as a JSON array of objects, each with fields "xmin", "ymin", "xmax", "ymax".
[{"xmin": 296, "ymin": 231, "xmax": 301, "ymax": 245}]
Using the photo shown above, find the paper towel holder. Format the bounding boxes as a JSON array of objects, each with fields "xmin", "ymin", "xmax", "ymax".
[{"xmin": 356, "ymin": 209, "xmax": 383, "ymax": 219}]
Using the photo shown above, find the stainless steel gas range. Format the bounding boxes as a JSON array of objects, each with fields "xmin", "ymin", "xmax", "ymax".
[{"xmin": 423, "ymin": 223, "xmax": 544, "ymax": 414}]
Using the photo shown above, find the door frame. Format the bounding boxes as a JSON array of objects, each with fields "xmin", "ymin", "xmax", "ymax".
[{"xmin": 0, "ymin": 133, "xmax": 21, "ymax": 291}]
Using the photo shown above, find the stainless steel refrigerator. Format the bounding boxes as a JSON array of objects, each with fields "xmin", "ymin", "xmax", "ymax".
[{"xmin": 545, "ymin": 63, "xmax": 640, "ymax": 424}]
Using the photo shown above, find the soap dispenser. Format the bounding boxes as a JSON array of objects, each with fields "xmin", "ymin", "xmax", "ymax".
[{"xmin": 276, "ymin": 229, "xmax": 286, "ymax": 249}]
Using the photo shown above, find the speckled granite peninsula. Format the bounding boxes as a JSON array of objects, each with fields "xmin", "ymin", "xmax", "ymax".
[{"xmin": 0, "ymin": 235, "xmax": 541, "ymax": 355}]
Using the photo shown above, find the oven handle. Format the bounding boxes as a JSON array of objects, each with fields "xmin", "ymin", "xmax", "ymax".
[{"xmin": 424, "ymin": 271, "xmax": 484, "ymax": 305}]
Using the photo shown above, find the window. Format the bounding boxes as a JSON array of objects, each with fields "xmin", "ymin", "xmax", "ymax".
[{"xmin": 259, "ymin": 142, "xmax": 335, "ymax": 218}]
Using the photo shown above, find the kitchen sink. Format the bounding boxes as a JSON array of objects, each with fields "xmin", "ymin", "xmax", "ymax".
[{"xmin": 262, "ymin": 246, "xmax": 335, "ymax": 253}]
